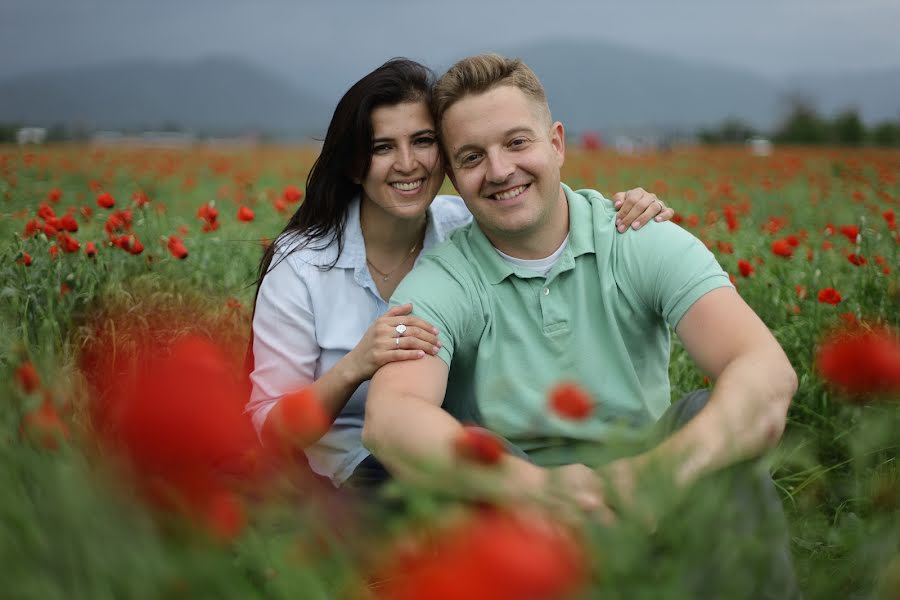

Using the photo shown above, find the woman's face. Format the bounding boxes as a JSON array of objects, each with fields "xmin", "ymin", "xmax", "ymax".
[{"xmin": 359, "ymin": 100, "xmax": 445, "ymax": 222}]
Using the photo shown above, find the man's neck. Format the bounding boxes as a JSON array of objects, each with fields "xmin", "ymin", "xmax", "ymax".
[{"xmin": 486, "ymin": 187, "xmax": 570, "ymax": 260}]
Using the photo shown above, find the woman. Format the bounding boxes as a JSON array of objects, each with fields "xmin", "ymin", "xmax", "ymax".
[{"xmin": 247, "ymin": 58, "xmax": 673, "ymax": 489}]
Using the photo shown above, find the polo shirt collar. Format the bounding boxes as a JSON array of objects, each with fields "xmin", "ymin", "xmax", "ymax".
[{"xmin": 467, "ymin": 183, "xmax": 597, "ymax": 285}]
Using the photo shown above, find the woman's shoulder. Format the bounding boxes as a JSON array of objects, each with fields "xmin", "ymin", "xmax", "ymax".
[
  {"xmin": 428, "ymin": 195, "xmax": 472, "ymax": 232},
  {"xmin": 271, "ymin": 230, "xmax": 341, "ymax": 269}
]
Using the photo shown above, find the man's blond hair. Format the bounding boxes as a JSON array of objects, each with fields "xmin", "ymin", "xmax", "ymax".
[{"xmin": 432, "ymin": 54, "xmax": 551, "ymax": 134}]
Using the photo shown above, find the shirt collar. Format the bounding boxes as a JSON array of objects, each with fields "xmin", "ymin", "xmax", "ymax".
[
  {"xmin": 467, "ymin": 183, "xmax": 598, "ymax": 285},
  {"xmin": 333, "ymin": 194, "xmax": 445, "ymax": 271}
]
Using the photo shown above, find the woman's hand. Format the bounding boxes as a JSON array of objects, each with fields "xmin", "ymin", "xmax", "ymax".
[
  {"xmin": 345, "ymin": 303, "xmax": 441, "ymax": 383},
  {"xmin": 612, "ymin": 188, "xmax": 675, "ymax": 232}
]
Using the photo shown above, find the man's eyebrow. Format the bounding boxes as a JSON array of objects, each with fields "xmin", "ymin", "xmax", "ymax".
[
  {"xmin": 372, "ymin": 129, "xmax": 436, "ymax": 144},
  {"xmin": 451, "ymin": 127, "xmax": 537, "ymax": 160}
]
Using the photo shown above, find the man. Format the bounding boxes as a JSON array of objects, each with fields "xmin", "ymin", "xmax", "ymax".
[{"xmin": 362, "ymin": 53, "xmax": 798, "ymax": 592}]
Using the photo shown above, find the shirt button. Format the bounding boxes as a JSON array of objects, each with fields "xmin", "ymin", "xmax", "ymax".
[{"xmin": 543, "ymin": 287, "xmax": 550, "ymax": 296}]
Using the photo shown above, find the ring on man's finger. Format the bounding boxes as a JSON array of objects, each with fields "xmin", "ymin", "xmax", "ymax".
[{"xmin": 395, "ymin": 323, "xmax": 407, "ymax": 336}]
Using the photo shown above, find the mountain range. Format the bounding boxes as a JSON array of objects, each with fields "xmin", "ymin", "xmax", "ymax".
[{"xmin": 1, "ymin": 39, "xmax": 897, "ymax": 138}]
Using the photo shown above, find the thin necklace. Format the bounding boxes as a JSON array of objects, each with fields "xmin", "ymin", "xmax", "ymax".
[{"xmin": 365, "ymin": 229, "xmax": 425, "ymax": 282}]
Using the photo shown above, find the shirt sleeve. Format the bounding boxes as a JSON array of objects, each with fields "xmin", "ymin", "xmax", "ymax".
[
  {"xmin": 615, "ymin": 220, "xmax": 734, "ymax": 329},
  {"xmin": 389, "ymin": 254, "xmax": 480, "ymax": 369},
  {"xmin": 246, "ymin": 252, "xmax": 319, "ymax": 436}
]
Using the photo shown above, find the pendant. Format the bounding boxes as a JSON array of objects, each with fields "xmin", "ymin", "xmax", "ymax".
[{"xmin": 382, "ymin": 275, "xmax": 389, "ymax": 282}]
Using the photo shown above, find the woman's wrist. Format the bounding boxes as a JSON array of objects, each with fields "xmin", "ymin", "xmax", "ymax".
[{"xmin": 337, "ymin": 350, "xmax": 367, "ymax": 388}]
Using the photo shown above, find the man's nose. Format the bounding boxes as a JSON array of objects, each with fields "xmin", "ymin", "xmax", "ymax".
[{"xmin": 486, "ymin": 151, "xmax": 514, "ymax": 183}]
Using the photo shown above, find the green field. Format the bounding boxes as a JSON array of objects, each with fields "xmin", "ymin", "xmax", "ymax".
[{"xmin": 2, "ymin": 144, "xmax": 898, "ymax": 599}]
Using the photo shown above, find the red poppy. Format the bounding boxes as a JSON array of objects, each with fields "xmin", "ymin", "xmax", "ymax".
[
  {"xmin": 96, "ymin": 192, "xmax": 115, "ymax": 209},
  {"xmin": 723, "ymin": 205, "xmax": 738, "ymax": 232},
  {"xmin": 548, "ymin": 382, "xmax": 594, "ymax": 421},
  {"xmin": 884, "ymin": 210, "xmax": 896, "ymax": 230},
  {"xmin": 49, "ymin": 245, "xmax": 59, "ymax": 258},
  {"xmin": 167, "ymin": 235, "xmax": 188, "ymax": 260},
  {"xmin": 771, "ymin": 239, "xmax": 793, "ymax": 258},
  {"xmin": 816, "ymin": 325, "xmax": 900, "ymax": 400},
  {"xmin": 374, "ymin": 508, "xmax": 586, "ymax": 600},
  {"xmin": 57, "ymin": 232, "xmax": 80, "ymax": 253},
  {"xmin": 737, "ymin": 259, "xmax": 754, "ymax": 277},
  {"xmin": 839, "ymin": 224, "xmax": 859, "ymax": 243},
  {"xmin": 38, "ymin": 202, "xmax": 56, "ymax": 221},
  {"xmin": 85, "ymin": 241, "xmax": 97, "ymax": 258},
  {"xmin": 204, "ymin": 491, "xmax": 246, "ymax": 542},
  {"xmin": 105, "ymin": 335, "xmax": 260, "ymax": 528},
  {"xmin": 132, "ymin": 190, "xmax": 150, "ymax": 208},
  {"xmin": 785, "ymin": 235, "xmax": 800, "ymax": 247},
  {"xmin": 43, "ymin": 222, "xmax": 58, "ymax": 237},
  {"xmin": 454, "ymin": 426, "xmax": 505, "ymax": 465},
  {"xmin": 237, "ymin": 206, "xmax": 255, "ymax": 222},
  {"xmin": 262, "ymin": 387, "xmax": 329, "ymax": 454},
  {"xmin": 23, "ymin": 218, "xmax": 41, "ymax": 238},
  {"xmin": 59, "ymin": 214, "xmax": 79, "ymax": 232},
  {"xmin": 20, "ymin": 397, "xmax": 69, "ymax": 450},
  {"xmin": 817, "ymin": 288, "xmax": 842, "ymax": 305},
  {"xmin": 847, "ymin": 253, "xmax": 867, "ymax": 267},
  {"xmin": 47, "ymin": 188, "xmax": 62, "ymax": 203},
  {"xmin": 282, "ymin": 185, "xmax": 303, "ymax": 203},
  {"xmin": 17, "ymin": 252, "xmax": 33, "ymax": 267},
  {"xmin": 15, "ymin": 361, "xmax": 41, "ymax": 393}
]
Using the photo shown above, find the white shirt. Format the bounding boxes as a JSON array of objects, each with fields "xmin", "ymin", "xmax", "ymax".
[
  {"xmin": 494, "ymin": 235, "xmax": 570, "ymax": 277},
  {"xmin": 247, "ymin": 194, "xmax": 472, "ymax": 486}
]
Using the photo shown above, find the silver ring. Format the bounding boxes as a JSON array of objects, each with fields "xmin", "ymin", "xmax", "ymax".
[
  {"xmin": 396, "ymin": 337, "xmax": 401, "ymax": 346},
  {"xmin": 655, "ymin": 199, "xmax": 665, "ymax": 210},
  {"xmin": 395, "ymin": 324, "xmax": 407, "ymax": 336}
]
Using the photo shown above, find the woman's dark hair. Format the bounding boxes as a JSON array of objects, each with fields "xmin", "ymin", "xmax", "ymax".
[{"xmin": 256, "ymin": 58, "xmax": 435, "ymax": 285}]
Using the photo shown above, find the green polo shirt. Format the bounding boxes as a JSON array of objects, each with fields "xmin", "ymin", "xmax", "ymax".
[{"xmin": 391, "ymin": 184, "xmax": 732, "ymax": 466}]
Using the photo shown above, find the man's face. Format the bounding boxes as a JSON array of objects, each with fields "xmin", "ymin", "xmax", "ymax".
[{"xmin": 441, "ymin": 85, "xmax": 566, "ymax": 252}]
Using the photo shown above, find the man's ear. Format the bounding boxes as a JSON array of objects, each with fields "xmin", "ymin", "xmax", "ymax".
[{"xmin": 550, "ymin": 121, "xmax": 566, "ymax": 166}]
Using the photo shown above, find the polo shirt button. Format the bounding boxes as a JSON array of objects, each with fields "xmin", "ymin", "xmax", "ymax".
[{"xmin": 543, "ymin": 287, "xmax": 550, "ymax": 295}]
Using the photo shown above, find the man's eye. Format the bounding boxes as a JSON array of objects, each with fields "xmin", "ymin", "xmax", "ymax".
[
  {"xmin": 461, "ymin": 154, "xmax": 481, "ymax": 166},
  {"xmin": 510, "ymin": 137, "xmax": 529, "ymax": 148}
]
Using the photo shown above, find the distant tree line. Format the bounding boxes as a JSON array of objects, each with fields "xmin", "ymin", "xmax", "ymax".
[{"xmin": 698, "ymin": 100, "xmax": 900, "ymax": 147}]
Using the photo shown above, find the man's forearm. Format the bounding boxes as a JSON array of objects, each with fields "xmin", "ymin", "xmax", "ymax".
[
  {"xmin": 644, "ymin": 350, "xmax": 797, "ymax": 487},
  {"xmin": 363, "ymin": 392, "xmax": 547, "ymax": 501}
]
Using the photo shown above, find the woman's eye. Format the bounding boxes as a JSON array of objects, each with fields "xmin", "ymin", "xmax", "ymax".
[
  {"xmin": 372, "ymin": 144, "xmax": 391, "ymax": 154},
  {"xmin": 414, "ymin": 136, "xmax": 436, "ymax": 146}
]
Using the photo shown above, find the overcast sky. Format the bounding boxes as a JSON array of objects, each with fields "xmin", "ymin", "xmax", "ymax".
[{"xmin": 3, "ymin": 0, "xmax": 899, "ymax": 94}]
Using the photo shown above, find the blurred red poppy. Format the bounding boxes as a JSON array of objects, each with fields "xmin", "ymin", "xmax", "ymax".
[
  {"xmin": 282, "ymin": 185, "xmax": 303, "ymax": 203},
  {"xmin": 839, "ymin": 224, "xmax": 859, "ymax": 243},
  {"xmin": 817, "ymin": 288, "xmax": 842, "ymax": 305},
  {"xmin": 454, "ymin": 426, "xmax": 505, "ymax": 466},
  {"xmin": 167, "ymin": 235, "xmax": 188, "ymax": 260},
  {"xmin": 374, "ymin": 508, "xmax": 586, "ymax": 600},
  {"xmin": 771, "ymin": 239, "xmax": 793, "ymax": 258},
  {"xmin": 96, "ymin": 192, "xmax": 115, "ymax": 209},
  {"xmin": 20, "ymin": 397, "xmax": 69, "ymax": 450},
  {"xmin": 237, "ymin": 206, "xmax": 255, "ymax": 222},
  {"xmin": 816, "ymin": 325, "xmax": 900, "ymax": 400},
  {"xmin": 262, "ymin": 387, "xmax": 329, "ymax": 454},
  {"xmin": 737, "ymin": 259, "xmax": 754, "ymax": 277},
  {"xmin": 15, "ymin": 361, "xmax": 41, "ymax": 393},
  {"xmin": 85, "ymin": 241, "xmax": 97, "ymax": 258},
  {"xmin": 549, "ymin": 382, "xmax": 594, "ymax": 421}
]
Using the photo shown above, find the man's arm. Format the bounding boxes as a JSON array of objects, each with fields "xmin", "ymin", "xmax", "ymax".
[
  {"xmin": 362, "ymin": 355, "xmax": 548, "ymax": 500},
  {"xmin": 640, "ymin": 287, "xmax": 797, "ymax": 487}
]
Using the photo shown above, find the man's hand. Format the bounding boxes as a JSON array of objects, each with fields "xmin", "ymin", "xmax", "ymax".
[{"xmin": 546, "ymin": 463, "xmax": 616, "ymax": 525}]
